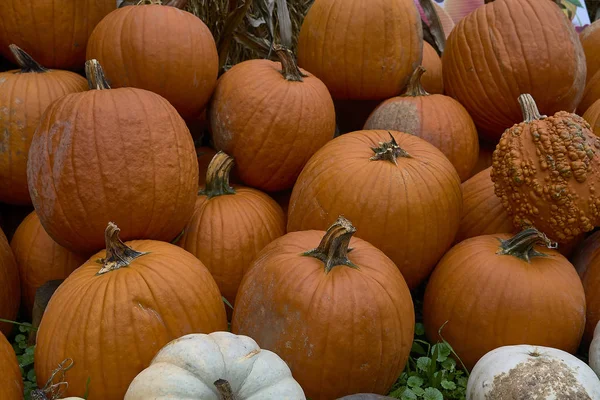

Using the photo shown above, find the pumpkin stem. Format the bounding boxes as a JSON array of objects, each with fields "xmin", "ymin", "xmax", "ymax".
[
  {"xmin": 85, "ymin": 59, "xmax": 111, "ymax": 91},
  {"xmin": 214, "ymin": 379, "xmax": 237, "ymax": 400},
  {"xmin": 9, "ymin": 44, "xmax": 48, "ymax": 73},
  {"xmin": 201, "ymin": 151, "xmax": 236, "ymax": 199},
  {"xmin": 370, "ymin": 132, "xmax": 412, "ymax": 165},
  {"xmin": 518, "ymin": 94, "xmax": 547, "ymax": 123},
  {"xmin": 496, "ymin": 228, "xmax": 558, "ymax": 262},
  {"xmin": 97, "ymin": 222, "xmax": 148, "ymax": 275},
  {"xmin": 403, "ymin": 66, "xmax": 429, "ymax": 97},
  {"xmin": 274, "ymin": 45, "xmax": 307, "ymax": 82},
  {"xmin": 303, "ymin": 216, "xmax": 359, "ymax": 273}
]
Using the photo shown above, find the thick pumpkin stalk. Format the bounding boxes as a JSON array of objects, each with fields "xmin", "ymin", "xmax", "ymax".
[
  {"xmin": 403, "ymin": 66, "xmax": 429, "ymax": 97},
  {"xmin": 97, "ymin": 222, "xmax": 148, "ymax": 275},
  {"xmin": 84, "ymin": 59, "xmax": 111, "ymax": 90},
  {"xmin": 497, "ymin": 228, "xmax": 558, "ymax": 262},
  {"xmin": 201, "ymin": 151, "xmax": 236, "ymax": 198},
  {"xmin": 9, "ymin": 44, "xmax": 48, "ymax": 73},
  {"xmin": 519, "ymin": 93, "xmax": 547, "ymax": 122},
  {"xmin": 304, "ymin": 216, "xmax": 359, "ymax": 273},
  {"xmin": 370, "ymin": 132, "xmax": 412, "ymax": 165},
  {"xmin": 274, "ymin": 45, "xmax": 307, "ymax": 82},
  {"xmin": 214, "ymin": 379, "xmax": 236, "ymax": 400}
]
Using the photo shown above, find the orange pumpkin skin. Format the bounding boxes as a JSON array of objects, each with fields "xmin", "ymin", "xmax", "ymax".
[
  {"xmin": 287, "ymin": 130, "xmax": 462, "ymax": 289},
  {"xmin": 0, "ymin": 226, "xmax": 19, "ymax": 336},
  {"xmin": 0, "ymin": 332, "xmax": 22, "ymax": 400},
  {"xmin": 86, "ymin": 5, "xmax": 218, "ymax": 119},
  {"xmin": 0, "ymin": 0, "xmax": 116, "ymax": 70},
  {"xmin": 232, "ymin": 218, "xmax": 415, "ymax": 400},
  {"xmin": 10, "ymin": 212, "xmax": 87, "ymax": 318},
  {"xmin": 0, "ymin": 46, "xmax": 88, "ymax": 205},
  {"xmin": 423, "ymin": 230, "xmax": 586, "ymax": 371},
  {"xmin": 27, "ymin": 62, "xmax": 199, "ymax": 255},
  {"xmin": 364, "ymin": 67, "xmax": 478, "ymax": 181},
  {"xmin": 210, "ymin": 49, "xmax": 336, "ymax": 192},
  {"xmin": 572, "ymin": 230, "xmax": 600, "ymax": 346},
  {"xmin": 421, "ymin": 42, "xmax": 443, "ymax": 94},
  {"xmin": 442, "ymin": 0, "xmax": 586, "ymax": 141},
  {"xmin": 578, "ymin": 69, "xmax": 600, "ymax": 115},
  {"xmin": 297, "ymin": 0, "xmax": 423, "ymax": 100},
  {"xmin": 580, "ymin": 20, "xmax": 600, "ymax": 82},
  {"xmin": 583, "ymin": 99, "xmax": 600, "ymax": 136},
  {"xmin": 35, "ymin": 225, "xmax": 227, "ymax": 400}
]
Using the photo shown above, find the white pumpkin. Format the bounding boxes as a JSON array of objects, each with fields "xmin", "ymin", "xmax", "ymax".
[
  {"xmin": 124, "ymin": 331, "xmax": 306, "ymax": 400},
  {"xmin": 590, "ymin": 321, "xmax": 600, "ymax": 378},
  {"xmin": 467, "ymin": 345, "xmax": 600, "ymax": 399}
]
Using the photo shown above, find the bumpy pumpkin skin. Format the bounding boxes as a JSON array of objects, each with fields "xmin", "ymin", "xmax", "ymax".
[
  {"xmin": 297, "ymin": 0, "xmax": 423, "ymax": 100},
  {"xmin": 0, "ymin": 48, "xmax": 88, "ymax": 205},
  {"xmin": 10, "ymin": 212, "xmax": 87, "ymax": 318},
  {"xmin": 232, "ymin": 221, "xmax": 415, "ymax": 400},
  {"xmin": 210, "ymin": 54, "xmax": 335, "ymax": 192},
  {"xmin": 35, "ymin": 227, "xmax": 228, "ymax": 400},
  {"xmin": 423, "ymin": 231, "xmax": 586, "ymax": 371},
  {"xmin": 580, "ymin": 20, "xmax": 600, "ymax": 83},
  {"xmin": 27, "ymin": 65, "xmax": 199, "ymax": 254},
  {"xmin": 0, "ymin": 332, "xmax": 23, "ymax": 400},
  {"xmin": 0, "ymin": 226, "xmax": 19, "ymax": 336},
  {"xmin": 442, "ymin": 0, "xmax": 586, "ymax": 140},
  {"xmin": 572, "ymin": 230, "xmax": 600, "ymax": 346},
  {"xmin": 583, "ymin": 99, "xmax": 600, "ymax": 136},
  {"xmin": 287, "ymin": 130, "xmax": 462, "ymax": 289},
  {"xmin": 421, "ymin": 42, "xmax": 443, "ymax": 95},
  {"xmin": 0, "ymin": 0, "xmax": 116, "ymax": 70},
  {"xmin": 86, "ymin": 5, "xmax": 218, "ymax": 119}
]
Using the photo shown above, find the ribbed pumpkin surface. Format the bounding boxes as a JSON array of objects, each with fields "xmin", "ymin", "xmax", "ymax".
[
  {"xmin": 0, "ymin": 332, "xmax": 22, "ymax": 400},
  {"xmin": 0, "ymin": 226, "xmax": 19, "ymax": 336}
]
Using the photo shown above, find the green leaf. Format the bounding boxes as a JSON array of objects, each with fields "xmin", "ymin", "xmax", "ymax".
[
  {"xmin": 26, "ymin": 368, "xmax": 36, "ymax": 382},
  {"xmin": 411, "ymin": 341, "xmax": 427, "ymax": 355},
  {"xmin": 415, "ymin": 323, "xmax": 426, "ymax": 336},
  {"xmin": 441, "ymin": 357, "xmax": 456, "ymax": 371},
  {"xmin": 423, "ymin": 387, "xmax": 444, "ymax": 400},
  {"xmin": 401, "ymin": 388, "xmax": 418, "ymax": 400},
  {"xmin": 457, "ymin": 376, "xmax": 468, "ymax": 388},
  {"xmin": 441, "ymin": 380, "xmax": 457, "ymax": 390},
  {"xmin": 407, "ymin": 375, "xmax": 424, "ymax": 388},
  {"xmin": 431, "ymin": 343, "xmax": 451, "ymax": 362},
  {"xmin": 564, "ymin": 0, "xmax": 583, "ymax": 8},
  {"xmin": 222, "ymin": 296, "xmax": 234, "ymax": 310},
  {"xmin": 416, "ymin": 357, "xmax": 432, "ymax": 371},
  {"xmin": 15, "ymin": 334, "xmax": 26, "ymax": 343},
  {"xmin": 411, "ymin": 386, "xmax": 425, "ymax": 396}
]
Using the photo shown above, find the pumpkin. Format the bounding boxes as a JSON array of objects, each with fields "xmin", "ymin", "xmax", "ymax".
[
  {"xmin": 590, "ymin": 321, "xmax": 600, "ymax": 378},
  {"xmin": 35, "ymin": 222, "xmax": 227, "ymax": 400},
  {"xmin": 0, "ymin": 226, "xmax": 19, "ymax": 336},
  {"xmin": 572, "ymin": 230, "xmax": 600, "ymax": 346},
  {"xmin": 580, "ymin": 19, "xmax": 600, "ymax": 82},
  {"xmin": 466, "ymin": 345, "xmax": 600, "ymax": 398},
  {"xmin": 578, "ymin": 69, "xmax": 600, "ymax": 115},
  {"xmin": 0, "ymin": 0, "xmax": 115, "ymax": 70},
  {"xmin": 423, "ymin": 228, "xmax": 586, "ymax": 371},
  {"xmin": 364, "ymin": 66, "xmax": 479, "ymax": 181},
  {"xmin": 178, "ymin": 152, "xmax": 285, "ymax": 313},
  {"xmin": 583, "ymin": 99, "xmax": 600, "ymax": 136},
  {"xmin": 297, "ymin": 0, "xmax": 422, "ymax": 100},
  {"xmin": 210, "ymin": 46, "xmax": 335, "ymax": 192},
  {"xmin": 86, "ymin": 2, "xmax": 218, "ymax": 119},
  {"xmin": 10, "ymin": 211, "xmax": 87, "ymax": 319},
  {"xmin": 490, "ymin": 94, "xmax": 600, "ymax": 243},
  {"xmin": 232, "ymin": 216, "xmax": 415, "ymax": 400},
  {"xmin": 421, "ymin": 42, "xmax": 443, "ymax": 95},
  {"xmin": 0, "ymin": 45, "xmax": 88, "ymax": 205},
  {"xmin": 0, "ymin": 332, "xmax": 22, "ymax": 400},
  {"xmin": 27, "ymin": 60, "xmax": 198, "ymax": 254},
  {"xmin": 442, "ymin": 0, "xmax": 586, "ymax": 141},
  {"xmin": 124, "ymin": 331, "xmax": 306, "ymax": 399},
  {"xmin": 287, "ymin": 130, "xmax": 462, "ymax": 289}
]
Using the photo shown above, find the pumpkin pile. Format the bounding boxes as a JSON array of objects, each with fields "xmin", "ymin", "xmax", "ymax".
[{"xmin": 2, "ymin": 0, "xmax": 600, "ymax": 399}]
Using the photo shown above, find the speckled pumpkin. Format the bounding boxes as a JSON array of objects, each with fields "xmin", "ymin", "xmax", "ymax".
[
  {"xmin": 491, "ymin": 94, "xmax": 600, "ymax": 243},
  {"xmin": 583, "ymin": 99, "xmax": 600, "ymax": 137}
]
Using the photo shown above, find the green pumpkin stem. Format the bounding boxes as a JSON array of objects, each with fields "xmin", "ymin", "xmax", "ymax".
[
  {"xmin": 9, "ymin": 44, "xmax": 48, "ymax": 73},
  {"xmin": 214, "ymin": 379, "xmax": 237, "ymax": 400},
  {"xmin": 403, "ymin": 66, "xmax": 429, "ymax": 97},
  {"xmin": 304, "ymin": 216, "xmax": 359, "ymax": 273},
  {"xmin": 370, "ymin": 132, "xmax": 412, "ymax": 165},
  {"xmin": 201, "ymin": 151, "xmax": 236, "ymax": 199},
  {"xmin": 496, "ymin": 228, "xmax": 557, "ymax": 262},
  {"xmin": 518, "ymin": 94, "xmax": 547, "ymax": 123},
  {"xmin": 274, "ymin": 45, "xmax": 307, "ymax": 82},
  {"xmin": 97, "ymin": 222, "xmax": 147, "ymax": 275},
  {"xmin": 85, "ymin": 59, "xmax": 111, "ymax": 91}
]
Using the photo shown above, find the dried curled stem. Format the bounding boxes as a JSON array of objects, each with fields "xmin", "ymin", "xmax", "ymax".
[
  {"xmin": 96, "ymin": 222, "xmax": 148, "ymax": 275},
  {"xmin": 303, "ymin": 216, "xmax": 359, "ymax": 273}
]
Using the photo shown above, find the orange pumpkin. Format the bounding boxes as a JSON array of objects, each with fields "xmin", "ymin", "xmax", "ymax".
[
  {"xmin": 0, "ymin": 226, "xmax": 19, "ymax": 336},
  {"xmin": 0, "ymin": 45, "xmax": 87, "ymax": 205},
  {"xmin": 583, "ymin": 98, "xmax": 600, "ymax": 136},
  {"xmin": 580, "ymin": 20, "xmax": 600, "ymax": 82},
  {"xmin": 232, "ymin": 216, "xmax": 415, "ymax": 400},
  {"xmin": 210, "ymin": 46, "xmax": 335, "ymax": 192},
  {"xmin": 179, "ymin": 152, "xmax": 285, "ymax": 312},
  {"xmin": 364, "ymin": 66, "xmax": 479, "ymax": 181},
  {"xmin": 10, "ymin": 211, "xmax": 87, "ymax": 318},
  {"xmin": 572, "ymin": 230, "xmax": 600, "ymax": 346},
  {"xmin": 442, "ymin": 0, "xmax": 586, "ymax": 141},
  {"xmin": 0, "ymin": 0, "xmax": 116, "ymax": 70},
  {"xmin": 469, "ymin": 141, "xmax": 495, "ymax": 178},
  {"xmin": 578, "ymin": 69, "xmax": 600, "ymax": 115},
  {"xmin": 35, "ymin": 222, "xmax": 227, "ymax": 400},
  {"xmin": 27, "ymin": 60, "xmax": 198, "ymax": 254},
  {"xmin": 421, "ymin": 42, "xmax": 443, "ymax": 94},
  {"xmin": 424, "ymin": 228, "xmax": 586, "ymax": 370},
  {"xmin": 298, "ymin": 0, "xmax": 422, "ymax": 100},
  {"xmin": 0, "ymin": 332, "xmax": 22, "ymax": 400},
  {"xmin": 287, "ymin": 130, "xmax": 462, "ymax": 289},
  {"xmin": 86, "ymin": 3, "xmax": 218, "ymax": 119}
]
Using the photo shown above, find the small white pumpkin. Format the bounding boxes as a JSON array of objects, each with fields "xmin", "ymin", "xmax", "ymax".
[
  {"xmin": 124, "ymin": 331, "xmax": 306, "ymax": 400},
  {"xmin": 466, "ymin": 345, "xmax": 600, "ymax": 399},
  {"xmin": 590, "ymin": 321, "xmax": 600, "ymax": 377}
]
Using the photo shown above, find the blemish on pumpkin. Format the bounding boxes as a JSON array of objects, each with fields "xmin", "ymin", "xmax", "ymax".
[
  {"xmin": 136, "ymin": 301, "xmax": 165, "ymax": 325},
  {"xmin": 242, "ymin": 349, "xmax": 261, "ymax": 359}
]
